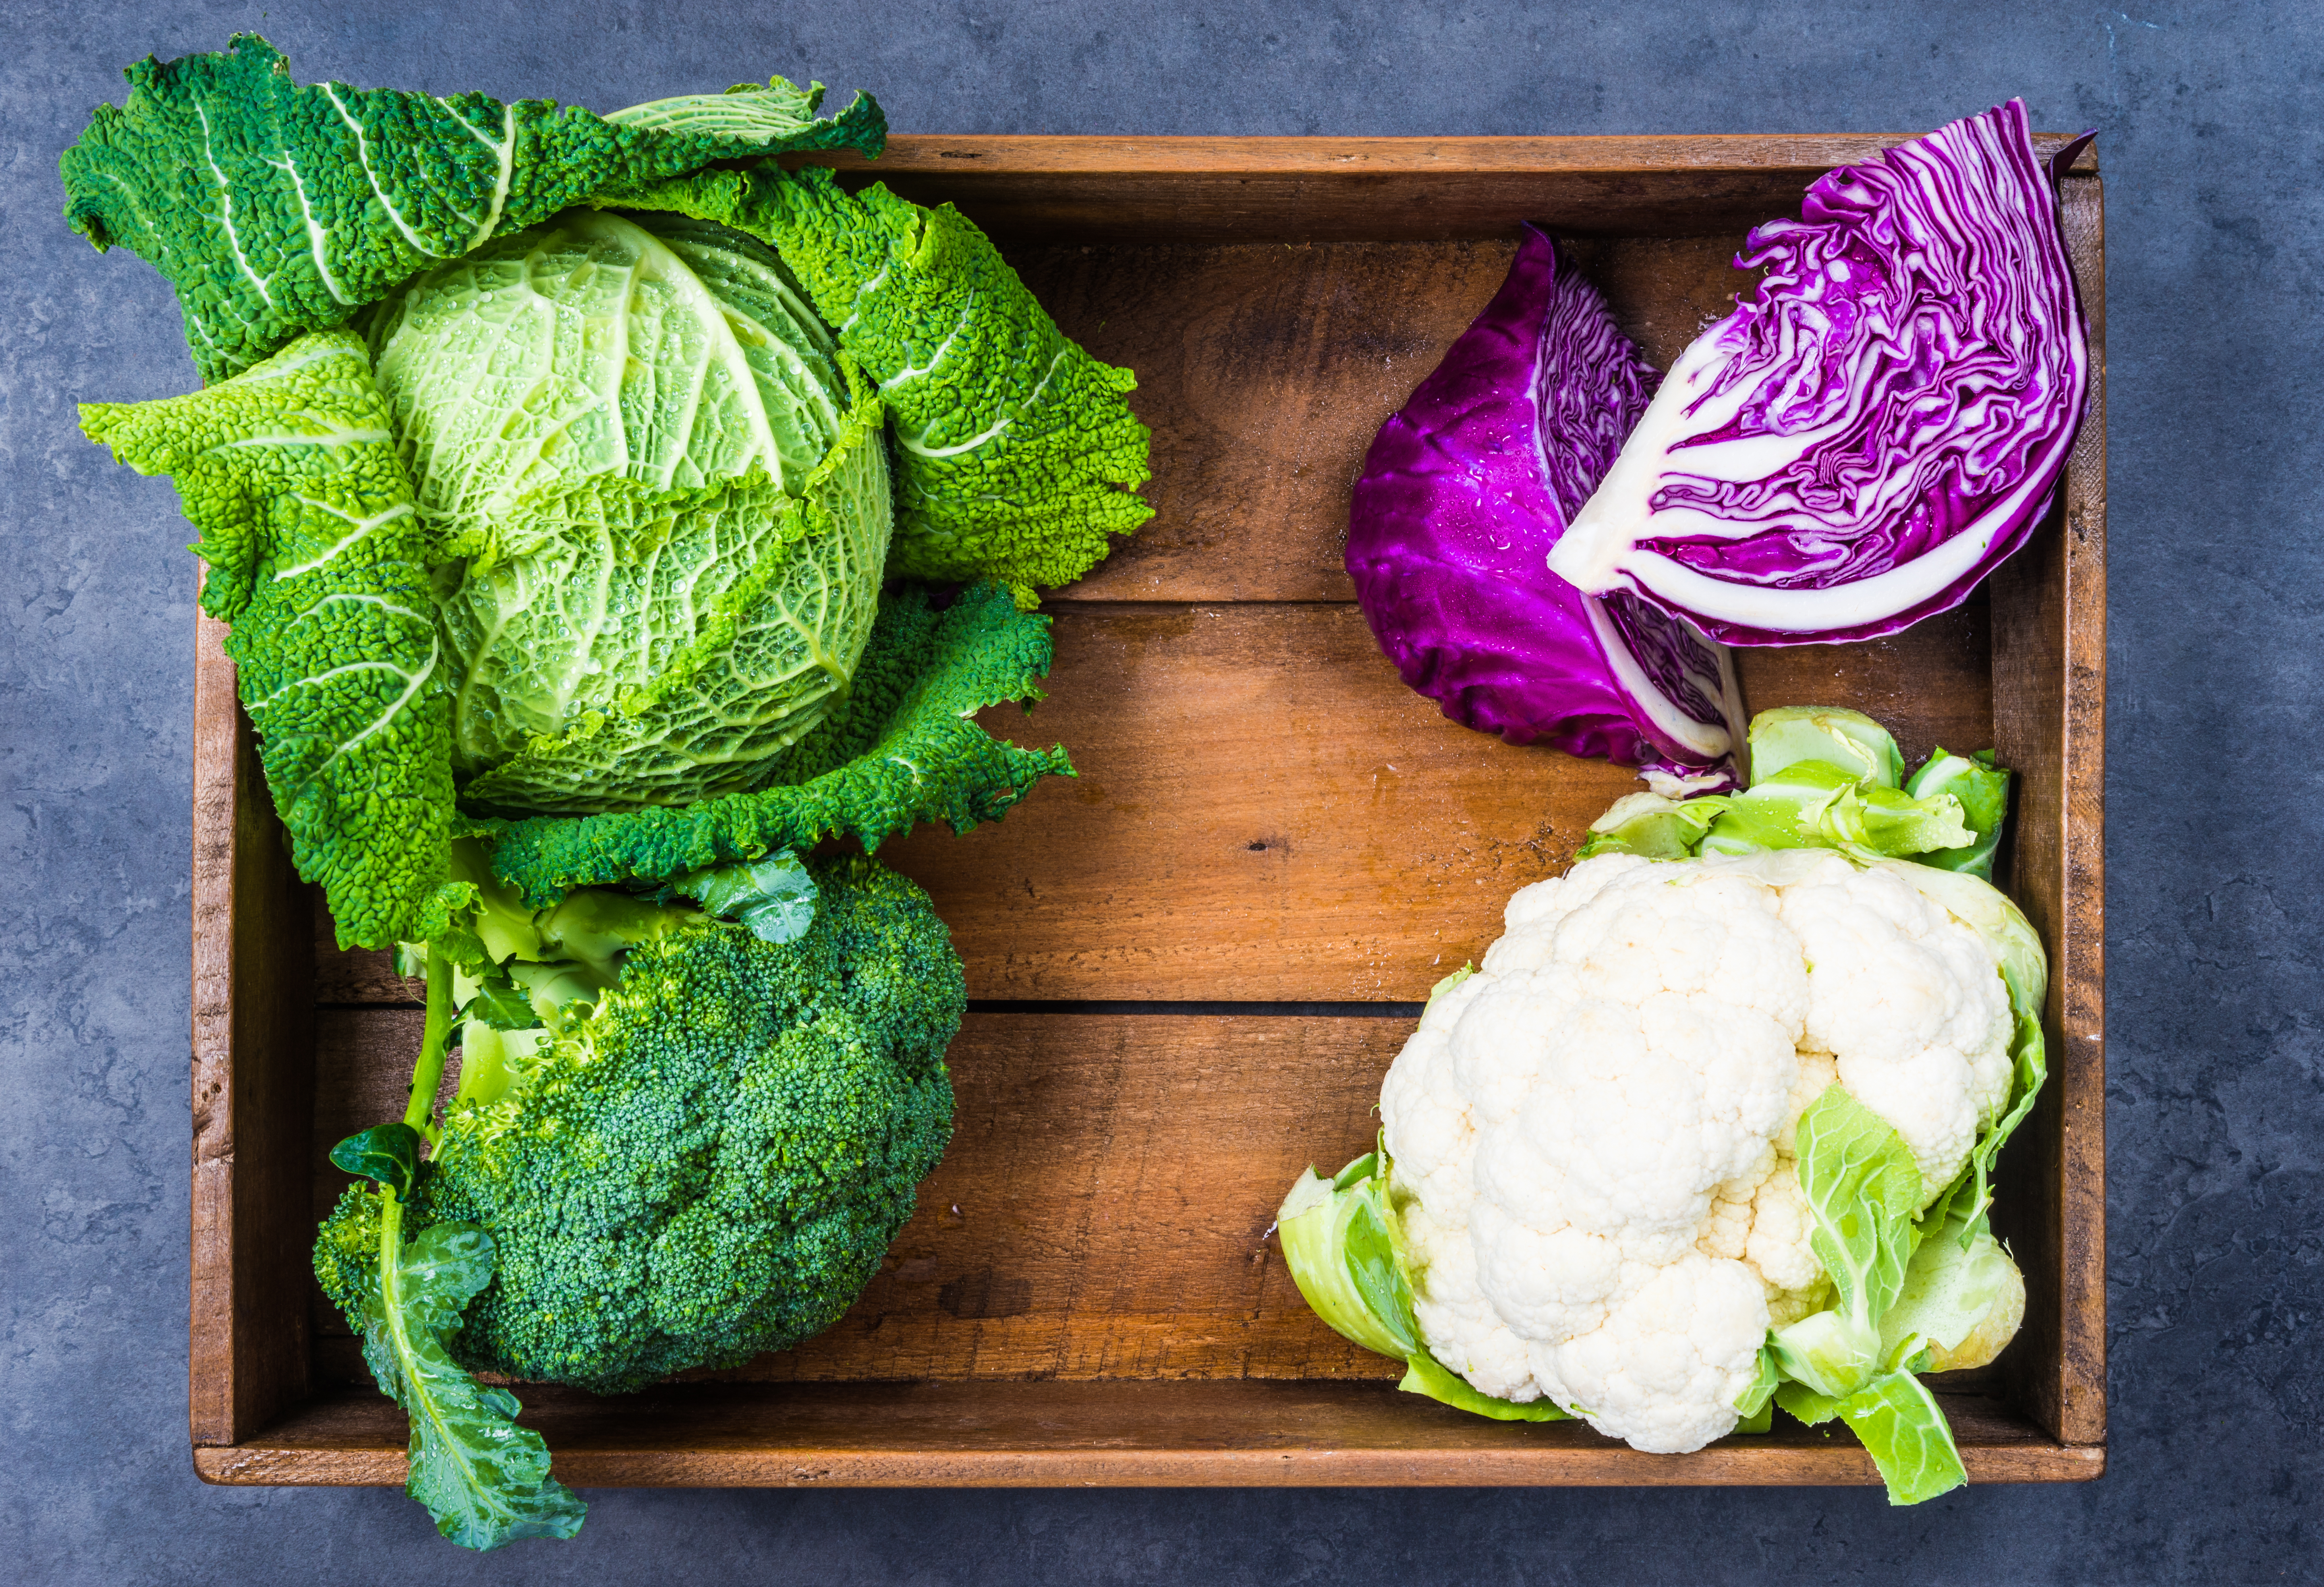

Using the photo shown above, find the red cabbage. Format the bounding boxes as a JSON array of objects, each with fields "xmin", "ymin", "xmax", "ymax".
[
  {"xmin": 1547, "ymin": 101, "xmax": 2090, "ymax": 645},
  {"xmin": 1346, "ymin": 225, "xmax": 1745, "ymax": 787}
]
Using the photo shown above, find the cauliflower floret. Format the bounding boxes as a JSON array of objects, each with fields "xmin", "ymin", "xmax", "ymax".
[
  {"xmin": 1534, "ymin": 1253, "xmax": 1771, "ymax": 1453},
  {"xmin": 1379, "ymin": 844, "xmax": 2021, "ymax": 1458},
  {"xmin": 1782, "ymin": 868, "xmax": 2011, "ymax": 1192}
]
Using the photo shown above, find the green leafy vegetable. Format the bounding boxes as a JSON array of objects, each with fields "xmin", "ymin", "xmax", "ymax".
[
  {"xmin": 61, "ymin": 34, "xmax": 883, "ymax": 380},
  {"xmin": 472, "ymin": 581, "xmax": 1074, "ymax": 903},
  {"xmin": 1883, "ymin": 862, "xmax": 2050, "ymax": 1242},
  {"xmin": 322, "ymin": 1138, "xmax": 584, "ymax": 1550},
  {"xmin": 1745, "ymin": 705, "xmax": 1909, "ymax": 787},
  {"xmin": 1880, "ymin": 1204, "xmax": 2028, "ymax": 1373},
  {"xmin": 319, "ymin": 854, "xmax": 961, "ymax": 1395},
  {"xmin": 1833, "ymin": 1359, "xmax": 1969, "ymax": 1506},
  {"xmin": 672, "ymin": 852, "xmax": 820, "ymax": 945},
  {"xmin": 78, "ymin": 331, "xmax": 465, "ymax": 949},
  {"xmin": 328, "ymin": 1121, "xmax": 424, "ymax": 1202},
  {"xmin": 1902, "ymin": 747, "xmax": 2012, "ymax": 881},
  {"xmin": 1767, "ymin": 1086, "xmax": 1976, "ymax": 1504},
  {"xmin": 1578, "ymin": 789, "xmax": 1734, "ymax": 859},
  {"xmin": 604, "ymin": 162, "xmax": 1155, "ymax": 602},
  {"xmin": 1770, "ymin": 1087, "xmax": 1924, "ymax": 1399}
]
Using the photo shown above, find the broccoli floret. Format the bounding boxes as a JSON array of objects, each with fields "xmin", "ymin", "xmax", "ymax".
[{"xmin": 316, "ymin": 852, "xmax": 961, "ymax": 1394}]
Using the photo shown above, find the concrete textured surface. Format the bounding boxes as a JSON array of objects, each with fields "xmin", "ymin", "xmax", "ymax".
[{"xmin": 4, "ymin": 2, "xmax": 2317, "ymax": 1582}]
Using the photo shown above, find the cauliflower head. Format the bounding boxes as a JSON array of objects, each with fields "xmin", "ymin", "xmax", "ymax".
[{"xmin": 1380, "ymin": 848, "xmax": 2014, "ymax": 1454}]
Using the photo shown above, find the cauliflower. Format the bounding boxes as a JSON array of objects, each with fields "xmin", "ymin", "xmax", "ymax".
[
  {"xmin": 1280, "ymin": 707, "xmax": 2050, "ymax": 1504},
  {"xmin": 1379, "ymin": 848, "xmax": 2016, "ymax": 1455}
]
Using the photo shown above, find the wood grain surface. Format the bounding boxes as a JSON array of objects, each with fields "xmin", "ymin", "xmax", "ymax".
[
  {"xmin": 189, "ymin": 610, "xmax": 313, "ymax": 1447},
  {"xmin": 203, "ymin": 137, "xmax": 2105, "ymax": 1487},
  {"xmin": 195, "ymin": 1380, "xmax": 2100, "ymax": 1489},
  {"xmin": 1990, "ymin": 172, "xmax": 2109, "ymax": 1448},
  {"xmin": 794, "ymin": 133, "xmax": 2099, "ymax": 245}
]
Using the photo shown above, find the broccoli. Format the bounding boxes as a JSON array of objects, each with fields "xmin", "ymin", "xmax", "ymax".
[{"xmin": 315, "ymin": 849, "xmax": 961, "ymax": 1544}]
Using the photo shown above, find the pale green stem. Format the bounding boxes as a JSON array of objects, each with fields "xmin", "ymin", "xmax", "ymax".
[{"xmin": 402, "ymin": 943, "xmax": 454, "ymax": 1146}]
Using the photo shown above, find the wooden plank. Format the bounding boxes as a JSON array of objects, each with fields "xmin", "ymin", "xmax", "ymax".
[
  {"xmin": 880, "ymin": 600, "xmax": 1992, "ymax": 1002},
  {"xmin": 1990, "ymin": 172, "xmax": 2108, "ymax": 1447},
  {"xmin": 190, "ymin": 613, "xmax": 315, "ymax": 1447},
  {"xmin": 195, "ymin": 1380, "xmax": 2100, "ymax": 1489},
  {"xmin": 794, "ymin": 133, "xmax": 2098, "ymax": 245},
  {"xmin": 313, "ymin": 600, "xmax": 1994, "ymax": 1005},
  {"xmin": 1030, "ymin": 235, "xmax": 1755, "ymax": 606},
  {"xmin": 306, "ymin": 1011, "xmax": 1404, "ymax": 1374}
]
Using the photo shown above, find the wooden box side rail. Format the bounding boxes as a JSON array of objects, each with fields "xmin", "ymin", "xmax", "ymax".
[
  {"xmin": 793, "ymin": 131, "xmax": 2100, "ymax": 243},
  {"xmin": 193, "ymin": 1382, "xmax": 2101, "ymax": 1490},
  {"xmin": 190, "ymin": 611, "xmax": 315, "ymax": 1447},
  {"xmin": 1989, "ymin": 170, "xmax": 2109, "ymax": 1448}
]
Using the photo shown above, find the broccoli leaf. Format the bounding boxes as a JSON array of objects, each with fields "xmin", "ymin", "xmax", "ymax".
[
  {"xmin": 61, "ymin": 35, "xmax": 885, "ymax": 380},
  {"xmin": 674, "ymin": 851, "xmax": 821, "ymax": 945},
  {"xmin": 473, "ymin": 581, "xmax": 1074, "ymax": 904},
  {"xmin": 1771, "ymin": 1086, "xmax": 1924, "ymax": 1398},
  {"xmin": 329, "ymin": 1122, "xmax": 425, "ymax": 1201},
  {"xmin": 347, "ymin": 1189, "xmax": 585, "ymax": 1550},
  {"xmin": 603, "ymin": 162, "xmax": 1154, "ymax": 603},
  {"xmin": 79, "ymin": 331, "xmax": 466, "ymax": 950}
]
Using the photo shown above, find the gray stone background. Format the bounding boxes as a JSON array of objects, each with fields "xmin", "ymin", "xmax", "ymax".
[{"xmin": 4, "ymin": 1, "xmax": 2315, "ymax": 1581}]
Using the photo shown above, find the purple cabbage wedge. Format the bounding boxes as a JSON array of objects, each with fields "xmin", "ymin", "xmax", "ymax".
[
  {"xmin": 1347, "ymin": 226, "xmax": 1747, "ymax": 791},
  {"xmin": 1548, "ymin": 101, "xmax": 2091, "ymax": 646}
]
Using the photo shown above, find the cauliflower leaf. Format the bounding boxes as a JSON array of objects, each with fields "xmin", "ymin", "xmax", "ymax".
[{"xmin": 1275, "ymin": 1152, "xmax": 1572, "ymax": 1425}]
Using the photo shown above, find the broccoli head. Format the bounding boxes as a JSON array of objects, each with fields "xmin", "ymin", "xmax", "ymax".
[{"xmin": 317, "ymin": 851, "xmax": 960, "ymax": 1394}]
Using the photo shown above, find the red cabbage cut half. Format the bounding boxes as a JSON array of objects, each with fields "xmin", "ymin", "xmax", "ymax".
[
  {"xmin": 1346, "ymin": 226, "xmax": 1746, "ymax": 789},
  {"xmin": 1547, "ymin": 100, "xmax": 2090, "ymax": 646}
]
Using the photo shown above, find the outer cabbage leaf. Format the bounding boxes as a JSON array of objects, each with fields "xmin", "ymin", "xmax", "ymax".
[
  {"xmin": 472, "ymin": 581, "xmax": 1073, "ymax": 905},
  {"xmin": 78, "ymin": 330, "xmax": 464, "ymax": 950},
  {"xmin": 60, "ymin": 34, "xmax": 883, "ymax": 380},
  {"xmin": 1549, "ymin": 101, "xmax": 2088, "ymax": 644},
  {"xmin": 1346, "ymin": 224, "xmax": 1744, "ymax": 782},
  {"xmin": 599, "ymin": 163, "xmax": 1153, "ymax": 603}
]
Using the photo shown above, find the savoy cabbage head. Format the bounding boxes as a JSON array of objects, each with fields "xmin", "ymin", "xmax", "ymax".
[
  {"xmin": 70, "ymin": 37, "xmax": 1152, "ymax": 947},
  {"xmin": 373, "ymin": 208, "xmax": 894, "ymax": 813}
]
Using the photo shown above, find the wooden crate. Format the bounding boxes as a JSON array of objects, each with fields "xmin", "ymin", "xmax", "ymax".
[{"xmin": 189, "ymin": 135, "xmax": 2106, "ymax": 1489}]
